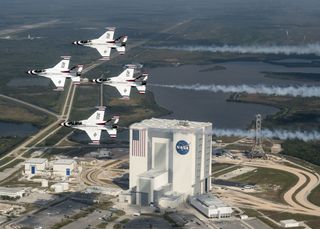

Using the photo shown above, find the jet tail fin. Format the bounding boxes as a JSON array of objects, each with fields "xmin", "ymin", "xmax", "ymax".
[
  {"xmin": 141, "ymin": 73, "xmax": 148, "ymax": 83},
  {"xmin": 76, "ymin": 65, "xmax": 83, "ymax": 76},
  {"xmin": 115, "ymin": 35, "xmax": 128, "ymax": 46},
  {"xmin": 114, "ymin": 35, "xmax": 127, "ymax": 55},
  {"xmin": 70, "ymin": 64, "xmax": 83, "ymax": 76},
  {"xmin": 106, "ymin": 116, "xmax": 119, "ymax": 138}
]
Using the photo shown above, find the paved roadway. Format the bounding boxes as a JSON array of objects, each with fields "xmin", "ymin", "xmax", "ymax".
[
  {"xmin": 0, "ymin": 94, "xmax": 59, "ymax": 118},
  {"xmin": 0, "ymin": 20, "xmax": 59, "ymax": 37},
  {"xmin": 0, "ymin": 82, "xmax": 76, "ymax": 170},
  {"xmin": 0, "ymin": 18, "xmax": 193, "ymax": 169}
]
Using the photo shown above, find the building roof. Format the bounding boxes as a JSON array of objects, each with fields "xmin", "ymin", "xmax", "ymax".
[
  {"xmin": 139, "ymin": 169, "xmax": 167, "ymax": 179},
  {"xmin": 160, "ymin": 191, "xmax": 184, "ymax": 201},
  {"xmin": 0, "ymin": 187, "xmax": 27, "ymax": 194},
  {"xmin": 192, "ymin": 193, "xmax": 230, "ymax": 209},
  {"xmin": 130, "ymin": 118, "xmax": 212, "ymax": 131},
  {"xmin": 280, "ymin": 219, "xmax": 299, "ymax": 224},
  {"xmin": 53, "ymin": 159, "xmax": 75, "ymax": 165},
  {"xmin": 25, "ymin": 158, "xmax": 48, "ymax": 164}
]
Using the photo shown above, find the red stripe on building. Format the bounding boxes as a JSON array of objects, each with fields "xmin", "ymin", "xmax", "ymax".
[{"xmin": 132, "ymin": 129, "xmax": 146, "ymax": 157}]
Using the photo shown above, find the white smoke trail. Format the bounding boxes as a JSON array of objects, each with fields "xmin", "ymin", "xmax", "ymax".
[
  {"xmin": 151, "ymin": 83, "xmax": 320, "ymax": 97},
  {"xmin": 212, "ymin": 128, "xmax": 320, "ymax": 141},
  {"xmin": 148, "ymin": 44, "xmax": 320, "ymax": 56}
]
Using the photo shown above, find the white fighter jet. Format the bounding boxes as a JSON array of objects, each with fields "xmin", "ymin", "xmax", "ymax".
[
  {"xmin": 72, "ymin": 27, "xmax": 127, "ymax": 60},
  {"xmin": 91, "ymin": 65, "xmax": 148, "ymax": 99},
  {"xmin": 26, "ymin": 56, "xmax": 83, "ymax": 90},
  {"xmin": 60, "ymin": 107, "xmax": 119, "ymax": 144}
]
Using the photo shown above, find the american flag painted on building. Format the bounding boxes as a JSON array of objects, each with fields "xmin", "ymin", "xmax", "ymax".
[{"xmin": 132, "ymin": 129, "xmax": 146, "ymax": 157}]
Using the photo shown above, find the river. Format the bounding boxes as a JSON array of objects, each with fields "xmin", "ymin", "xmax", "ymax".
[{"xmin": 148, "ymin": 60, "xmax": 320, "ymax": 128}]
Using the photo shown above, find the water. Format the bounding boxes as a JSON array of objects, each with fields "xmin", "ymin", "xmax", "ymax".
[
  {"xmin": 149, "ymin": 61, "xmax": 320, "ymax": 128},
  {"xmin": 0, "ymin": 122, "xmax": 38, "ymax": 137}
]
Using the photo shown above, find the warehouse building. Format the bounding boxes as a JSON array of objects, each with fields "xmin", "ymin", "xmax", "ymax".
[
  {"xmin": 0, "ymin": 187, "xmax": 28, "ymax": 199},
  {"xmin": 190, "ymin": 193, "xmax": 233, "ymax": 218},
  {"xmin": 280, "ymin": 219, "xmax": 300, "ymax": 228},
  {"xmin": 24, "ymin": 158, "xmax": 48, "ymax": 176},
  {"xmin": 128, "ymin": 118, "xmax": 212, "ymax": 206},
  {"xmin": 53, "ymin": 159, "xmax": 76, "ymax": 177}
]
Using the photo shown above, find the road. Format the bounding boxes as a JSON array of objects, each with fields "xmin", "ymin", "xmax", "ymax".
[
  {"xmin": 81, "ymin": 155, "xmax": 128, "ymax": 186},
  {"xmin": 0, "ymin": 94, "xmax": 58, "ymax": 118},
  {"xmin": 0, "ymin": 18, "xmax": 193, "ymax": 181},
  {"xmin": 0, "ymin": 82, "xmax": 76, "ymax": 170},
  {"xmin": 0, "ymin": 20, "xmax": 59, "ymax": 37}
]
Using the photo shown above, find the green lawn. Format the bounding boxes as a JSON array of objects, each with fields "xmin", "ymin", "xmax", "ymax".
[
  {"xmin": 212, "ymin": 165, "xmax": 241, "ymax": 177},
  {"xmin": 260, "ymin": 210, "xmax": 319, "ymax": 229},
  {"xmin": 0, "ymin": 159, "xmax": 24, "ymax": 172},
  {"xmin": 212, "ymin": 163, "xmax": 234, "ymax": 173},
  {"xmin": 230, "ymin": 167, "xmax": 298, "ymax": 204}
]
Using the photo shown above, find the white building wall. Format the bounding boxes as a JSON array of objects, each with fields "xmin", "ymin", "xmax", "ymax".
[
  {"xmin": 129, "ymin": 128, "xmax": 149, "ymax": 189},
  {"xmin": 153, "ymin": 171, "xmax": 169, "ymax": 190},
  {"xmin": 25, "ymin": 160, "xmax": 48, "ymax": 176},
  {"xmin": 53, "ymin": 162, "xmax": 75, "ymax": 177},
  {"xmin": 172, "ymin": 133, "xmax": 195, "ymax": 195},
  {"xmin": 190, "ymin": 198, "xmax": 233, "ymax": 218},
  {"xmin": 129, "ymin": 119, "xmax": 212, "ymax": 206},
  {"xmin": 152, "ymin": 138, "xmax": 169, "ymax": 171}
]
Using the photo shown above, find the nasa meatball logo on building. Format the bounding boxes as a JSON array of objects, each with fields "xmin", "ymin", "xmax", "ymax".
[{"xmin": 176, "ymin": 140, "xmax": 190, "ymax": 155}]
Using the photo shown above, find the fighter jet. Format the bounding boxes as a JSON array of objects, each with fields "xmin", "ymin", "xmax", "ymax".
[
  {"xmin": 26, "ymin": 56, "xmax": 83, "ymax": 90},
  {"xmin": 72, "ymin": 27, "xmax": 127, "ymax": 60},
  {"xmin": 91, "ymin": 65, "xmax": 148, "ymax": 99},
  {"xmin": 60, "ymin": 107, "xmax": 119, "ymax": 144}
]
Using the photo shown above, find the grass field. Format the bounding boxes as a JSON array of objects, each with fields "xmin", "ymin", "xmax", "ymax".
[
  {"xmin": 212, "ymin": 165, "xmax": 241, "ymax": 177},
  {"xmin": 260, "ymin": 210, "xmax": 319, "ymax": 229},
  {"xmin": 0, "ymin": 137, "xmax": 24, "ymax": 156},
  {"xmin": 0, "ymin": 99, "xmax": 51, "ymax": 126},
  {"xmin": 0, "ymin": 159, "xmax": 24, "ymax": 172},
  {"xmin": 230, "ymin": 167, "xmax": 298, "ymax": 204},
  {"xmin": 211, "ymin": 163, "xmax": 234, "ymax": 173}
]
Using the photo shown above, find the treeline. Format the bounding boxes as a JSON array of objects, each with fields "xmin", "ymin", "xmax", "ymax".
[{"xmin": 281, "ymin": 140, "xmax": 320, "ymax": 166}]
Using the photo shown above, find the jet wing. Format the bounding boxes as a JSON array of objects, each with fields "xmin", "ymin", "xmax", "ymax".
[
  {"xmin": 114, "ymin": 85, "xmax": 131, "ymax": 97},
  {"xmin": 95, "ymin": 46, "xmax": 111, "ymax": 58},
  {"xmin": 98, "ymin": 29, "xmax": 115, "ymax": 41},
  {"xmin": 50, "ymin": 76, "xmax": 66, "ymax": 89},
  {"xmin": 84, "ymin": 128, "xmax": 102, "ymax": 144},
  {"xmin": 87, "ymin": 110, "xmax": 105, "ymax": 122}
]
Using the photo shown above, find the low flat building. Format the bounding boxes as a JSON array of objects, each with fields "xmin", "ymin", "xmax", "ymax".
[
  {"xmin": 280, "ymin": 219, "xmax": 300, "ymax": 228},
  {"xmin": 25, "ymin": 158, "xmax": 48, "ymax": 176},
  {"xmin": 85, "ymin": 186, "xmax": 122, "ymax": 196},
  {"xmin": 158, "ymin": 192, "xmax": 185, "ymax": 208},
  {"xmin": 51, "ymin": 183, "xmax": 69, "ymax": 193},
  {"xmin": 271, "ymin": 144, "xmax": 282, "ymax": 154},
  {"xmin": 0, "ymin": 187, "xmax": 28, "ymax": 199},
  {"xmin": 190, "ymin": 193, "xmax": 233, "ymax": 218},
  {"xmin": 53, "ymin": 159, "xmax": 76, "ymax": 177}
]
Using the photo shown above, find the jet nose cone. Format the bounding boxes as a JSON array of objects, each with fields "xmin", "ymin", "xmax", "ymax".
[
  {"xmin": 60, "ymin": 122, "xmax": 65, "ymax": 126},
  {"xmin": 26, "ymin": 70, "xmax": 32, "ymax": 75},
  {"xmin": 72, "ymin": 41, "xmax": 77, "ymax": 45}
]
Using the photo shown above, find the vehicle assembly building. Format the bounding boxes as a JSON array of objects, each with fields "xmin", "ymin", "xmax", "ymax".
[{"xmin": 127, "ymin": 118, "xmax": 212, "ymax": 206}]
